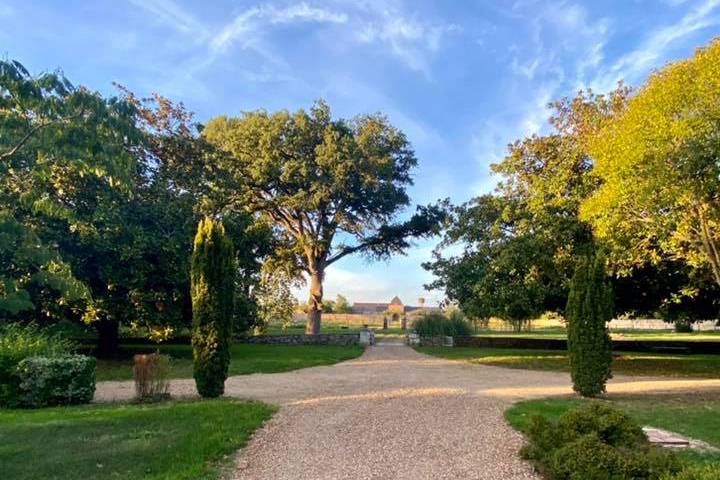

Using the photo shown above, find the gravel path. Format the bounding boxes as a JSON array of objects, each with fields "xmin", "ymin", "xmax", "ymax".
[{"xmin": 94, "ymin": 344, "xmax": 720, "ymax": 480}]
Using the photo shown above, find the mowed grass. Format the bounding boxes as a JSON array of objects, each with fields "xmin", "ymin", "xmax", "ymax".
[
  {"xmin": 96, "ymin": 343, "xmax": 365, "ymax": 381},
  {"xmin": 0, "ymin": 399, "xmax": 276, "ymax": 480},
  {"xmin": 505, "ymin": 394, "xmax": 720, "ymax": 465},
  {"xmin": 416, "ymin": 346, "xmax": 720, "ymax": 377},
  {"xmin": 470, "ymin": 328, "xmax": 720, "ymax": 341}
]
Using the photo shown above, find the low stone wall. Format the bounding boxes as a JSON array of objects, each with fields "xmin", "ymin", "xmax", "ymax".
[
  {"xmin": 418, "ymin": 336, "xmax": 453, "ymax": 347},
  {"xmin": 241, "ymin": 333, "xmax": 360, "ymax": 346}
]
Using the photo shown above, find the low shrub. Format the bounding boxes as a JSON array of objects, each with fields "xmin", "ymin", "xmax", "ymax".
[
  {"xmin": 133, "ymin": 353, "xmax": 171, "ymax": 402},
  {"xmin": 413, "ymin": 312, "xmax": 472, "ymax": 337},
  {"xmin": 674, "ymin": 320, "xmax": 694, "ymax": 333},
  {"xmin": 663, "ymin": 463, "xmax": 720, "ymax": 480},
  {"xmin": 0, "ymin": 323, "xmax": 74, "ymax": 404},
  {"xmin": 522, "ymin": 402, "xmax": 681, "ymax": 480},
  {"xmin": 15, "ymin": 354, "xmax": 96, "ymax": 407}
]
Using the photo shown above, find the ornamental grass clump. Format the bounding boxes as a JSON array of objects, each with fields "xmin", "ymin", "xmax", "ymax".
[
  {"xmin": 133, "ymin": 353, "xmax": 171, "ymax": 402},
  {"xmin": 413, "ymin": 311, "xmax": 472, "ymax": 337},
  {"xmin": 191, "ymin": 218, "xmax": 235, "ymax": 398}
]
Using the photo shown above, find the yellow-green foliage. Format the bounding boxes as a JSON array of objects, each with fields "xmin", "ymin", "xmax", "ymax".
[
  {"xmin": 581, "ymin": 39, "xmax": 720, "ymax": 281},
  {"xmin": 191, "ymin": 218, "xmax": 235, "ymax": 398}
]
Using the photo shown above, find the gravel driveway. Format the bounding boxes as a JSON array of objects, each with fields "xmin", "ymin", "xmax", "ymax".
[{"xmin": 94, "ymin": 343, "xmax": 720, "ymax": 480}]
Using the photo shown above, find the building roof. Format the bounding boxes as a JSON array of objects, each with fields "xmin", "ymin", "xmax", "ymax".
[
  {"xmin": 389, "ymin": 296, "xmax": 403, "ymax": 305},
  {"xmin": 352, "ymin": 302, "xmax": 390, "ymax": 308}
]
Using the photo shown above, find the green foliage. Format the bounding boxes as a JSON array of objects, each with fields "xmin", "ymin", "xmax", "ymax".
[
  {"xmin": 663, "ymin": 463, "xmax": 720, "ymax": 480},
  {"xmin": 15, "ymin": 354, "xmax": 96, "ymax": 407},
  {"xmin": 255, "ymin": 267, "xmax": 298, "ymax": 332},
  {"xmin": 0, "ymin": 323, "xmax": 74, "ymax": 405},
  {"xmin": 412, "ymin": 311, "xmax": 472, "ymax": 337},
  {"xmin": 334, "ymin": 294, "xmax": 353, "ymax": 314},
  {"xmin": 191, "ymin": 218, "xmax": 235, "ymax": 398},
  {"xmin": 522, "ymin": 403, "xmax": 682, "ymax": 480},
  {"xmin": 566, "ymin": 251, "xmax": 613, "ymax": 397},
  {"xmin": 204, "ymin": 100, "xmax": 444, "ymax": 333},
  {"xmin": 581, "ymin": 38, "xmax": 720, "ymax": 287}
]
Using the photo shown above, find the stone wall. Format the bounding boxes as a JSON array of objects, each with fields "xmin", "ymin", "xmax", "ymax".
[
  {"xmin": 241, "ymin": 333, "xmax": 360, "ymax": 346},
  {"xmin": 417, "ymin": 336, "xmax": 453, "ymax": 347}
]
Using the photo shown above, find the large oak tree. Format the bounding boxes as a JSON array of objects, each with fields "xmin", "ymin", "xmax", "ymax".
[{"xmin": 204, "ymin": 101, "xmax": 444, "ymax": 334}]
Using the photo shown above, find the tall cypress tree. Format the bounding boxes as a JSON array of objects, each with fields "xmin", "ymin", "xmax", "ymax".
[
  {"xmin": 566, "ymin": 250, "xmax": 613, "ymax": 397},
  {"xmin": 191, "ymin": 218, "xmax": 235, "ymax": 398}
]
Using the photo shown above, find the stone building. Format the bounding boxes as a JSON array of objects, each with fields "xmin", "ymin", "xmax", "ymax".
[{"xmin": 351, "ymin": 296, "xmax": 437, "ymax": 325}]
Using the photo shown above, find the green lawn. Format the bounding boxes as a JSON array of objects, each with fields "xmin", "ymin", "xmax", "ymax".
[
  {"xmin": 96, "ymin": 343, "xmax": 365, "ymax": 381},
  {"xmin": 0, "ymin": 399, "xmax": 276, "ymax": 480},
  {"xmin": 416, "ymin": 346, "xmax": 720, "ymax": 377},
  {"xmin": 505, "ymin": 394, "xmax": 720, "ymax": 465},
  {"xmin": 469, "ymin": 328, "xmax": 720, "ymax": 341}
]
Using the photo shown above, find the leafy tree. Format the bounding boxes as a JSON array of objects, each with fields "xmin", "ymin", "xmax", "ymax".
[
  {"xmin": 191, "ymin": 218, "xmax": 234, "ymax": 398},
  {"xmin": 255, "ymin": 267, "xmax": 298, "ymax": 333},
  {"xmin": 203, "ymin": 100, "xmax": 444, "ymax": 334},
  {"xmin": 582, "ymin": 39, "xmax": 720, "ymax": 288},
  {"xmin": 0, "ymin": 59, "xmax": 142, "ymax": 338},
  {"xmin": 334, "ymin": 294, "xmax": 352, "ymax": 314},
  {"xmin": 425, "ymin": 195, "xmax": 552, "ymax": 330},
  {"xmin": 566, "ymin": 250, "xmax": 613, "ymax": 397},
  {"xmin": 1, "ymin": 61, "xmax": 271, "ymax": 353}
]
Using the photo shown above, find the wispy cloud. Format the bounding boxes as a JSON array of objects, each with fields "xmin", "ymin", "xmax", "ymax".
[
  {"xmin": 355, "ymin": 13, "xmax": 457, "ymax": 74},
  {"xmin": 591, "ymin": 0, "xmax": 720, "ymax": 91},
  {"xmin": 127, "ymin": 0, "xmax": 207, "ymax": 36},
  {"xmin": 211, "ymin": 2, "xmax": 348, "ymax": 53}
]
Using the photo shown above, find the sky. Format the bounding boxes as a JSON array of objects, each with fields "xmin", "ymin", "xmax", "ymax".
[{"xmin": 2, "ymin": 1, "xmax": 719, "ymax": 307}]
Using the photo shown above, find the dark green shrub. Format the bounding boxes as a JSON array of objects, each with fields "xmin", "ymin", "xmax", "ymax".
[
  {"xmin": 15, "ymin": 355, "xmax": 96, "ymax": 407},
  {"xmin": 566, "ymin": 251, "xmax": 614, "ymax": 397},
  {"xmin": 673, "ymin": 320, "xmax": 693, "ymax": 333},
  {"xmin": 550, "ymin": 434, "xmax": 625, "ymax": 480},
  {"xmin": 0, "ymin": 323, "xmax": 74, "ymax": 405},
  {"xmin": 413, "ymin": 311, "xmax": 472, "ymax": 337},
  {"xmin": 191, "ymin": 218, "xmax": 235, "ymax": 398},
  {"xmin": 522, "ymin": 403, "xmax": 679, "ymax": 480}
]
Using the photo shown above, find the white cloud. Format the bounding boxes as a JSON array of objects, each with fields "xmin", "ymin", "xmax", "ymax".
[
  {"xmin": 211, "ymin": 2, "xmax": 348, "ymax": 54},
  {"xmin": 590, "ymin": 0, "xmax": 720, "ymax": 91},
  {"xmin": 351, "ymin": 2, "xmax": 458, "ymax": 75},
  {"xmin": 127, "ymin": 0, "xmax": 207, "ymax": 36}
]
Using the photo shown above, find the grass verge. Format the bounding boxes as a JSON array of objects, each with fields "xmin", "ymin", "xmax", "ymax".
[
  {"xmin": 96, "ymin": 343, "xmax": 365, "ymax": 381},
  {"xmin": 416, "ymin": 346, "xmax": 720, "ymax": 377},
  {"xmin": 505, "ymin": 394, "xmax": 720, "ymax": 465},
  {"xmin": 0, "ymin": 399, "xmax": 276, "ymax": 480}
]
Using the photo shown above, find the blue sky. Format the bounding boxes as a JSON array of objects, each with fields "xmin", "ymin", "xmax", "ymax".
[{"xmin": 2, "ymin": 1, "xmax": 719, "ymax": 306}]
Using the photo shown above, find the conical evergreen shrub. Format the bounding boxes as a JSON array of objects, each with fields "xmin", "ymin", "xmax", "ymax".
[
  {"xmin": 191, "ymin": 218, "xmax": 235, "ymax": 398},
  {"xmin": 566, "ymin": 250, "xmax": 614, "ymax": 397}
]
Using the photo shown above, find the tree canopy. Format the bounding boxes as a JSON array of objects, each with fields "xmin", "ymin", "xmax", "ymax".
[
  {"xmin": 204, "ymin": 100, "xmax": 444, "ymax": 334},
  {"xmin": 581, "ymin": 39, "xmax": 720, "ymax": 288}
]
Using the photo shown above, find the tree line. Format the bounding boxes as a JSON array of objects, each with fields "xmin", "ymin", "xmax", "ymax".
[
  {"xmin": 0, "ymin": 60, "xmax": 441, "ymax": 352},
  {"xmin": 425, "ymin": 38, "xmax": 720, "ymax": 330}
]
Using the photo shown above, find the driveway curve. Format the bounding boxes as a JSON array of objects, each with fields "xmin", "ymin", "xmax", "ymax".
[{"xmin": 94, "ymin": 343, "xmax": 720, "ymax": 480}]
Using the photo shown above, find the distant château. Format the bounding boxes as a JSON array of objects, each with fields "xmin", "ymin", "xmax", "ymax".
[{"xmin": 351, "ymin": 296, "xmax": 437, "ymax": 316}]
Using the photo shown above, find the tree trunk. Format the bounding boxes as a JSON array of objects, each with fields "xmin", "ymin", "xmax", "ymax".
[
  {"xmin": 96, "ymin": 318, "xmax": 120, "ymax": 358},
  {"xmin": 305, "ymin": 269, "xmax": 323, "ymax": 335}
]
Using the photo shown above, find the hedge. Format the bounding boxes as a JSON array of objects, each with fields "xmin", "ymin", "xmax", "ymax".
[{"xmin": 15, "ymin": 355, "xmax": 96, "ymax": 407}]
